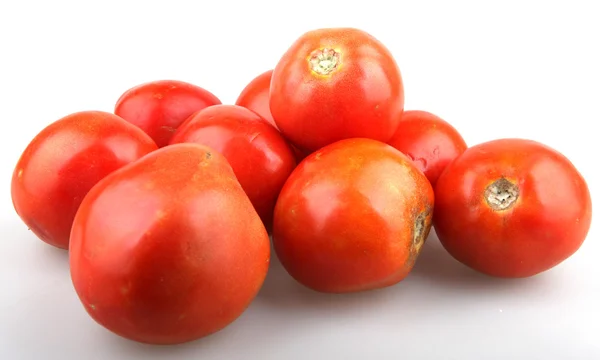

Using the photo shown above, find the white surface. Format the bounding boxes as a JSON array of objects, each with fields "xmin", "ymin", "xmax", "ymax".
[{"xmin": 1, "ymin": 1, "xmax": 599, "ymax": 359}]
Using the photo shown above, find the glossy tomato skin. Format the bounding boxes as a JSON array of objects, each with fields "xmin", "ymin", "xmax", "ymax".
[
  {"xmin": 69, "ymin": 143, "xmax": 270, "ymax": 345},
  {"xmin": 270, "ymin": 28, "xmax": 404, "ymax": 153},
  {"xmin": 273, "ymin": 138, "xmax": 434, "ymax": 293},
  {"xmin": 114, "ymin": 80, "xmax": 221, "ymax": 147},
  {"xmin": 11, "ymin": 111, "xmax": 157, "ymax": 250},
  {"xmin": 235, "ymin": 70, "xmax": 309, "ymax": 162},
  {"xmin": 388, "ymin": 110, "xmax": 467, "ymax": 187},
  {"xmin": 434, "ymin": 138, "xmax": 592, "ymax": 278},
  {"xmin": 235, "ymin": 70, "xmax": 277, "ymax": 128},
  {"xmin": 170, "ymin": 105, "xmax": 296, "ymax": 230}
]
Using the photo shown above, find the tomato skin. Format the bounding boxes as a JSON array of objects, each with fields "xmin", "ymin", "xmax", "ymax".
[
  {"xmin": 272, "ymin": 138, "xmax": 433, "ymax": 293},
  {"xmin": 170, "ymin": 105, "xmax": 296, "ymax": 230},
  {"xmin": 235, "ymin": 70, "xmax": 309, "ymax": 162},
  {"xmin": 434, "ymin": 138, "xmax": 592, "ymax": 278},
  {"xmin": 235, "ymin": 70, "xmax": 277, "ymax": 128},
  {"xmin": 388, "ymin": 110, "xmax": 467, "ymax": 187},
  {"xmin": 270, "ymin": 28, "xmax": 404, "ymax": 153},
  {"xmin": 114, "ymin": 80, "xmax": 221, "ymax": 147},
  {"xmin": 69, "ymin": 143, "xmax": 270, "ymax": 345},
  {"xmin": 11, "ymin": 111, "xmax": 157, "ymax": 250}
]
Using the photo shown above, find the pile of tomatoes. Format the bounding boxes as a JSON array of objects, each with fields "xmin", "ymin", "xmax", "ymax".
[{"xmin": 11, "ymin": 27, "xmax": 592, "ymax": 345}]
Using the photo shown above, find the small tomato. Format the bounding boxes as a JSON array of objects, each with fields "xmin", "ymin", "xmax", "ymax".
[
  {"xmin": 270, "ymin": 28, "xmax": 404, "ymax": 153},
  {"xmin": 434, "ymin": 138, "xmax": 592, "ymax": 278},
  {"xmin": 114, "ymin": 80, "xmax": 221, "ymax": 147},
  {"xmin": 170, "ymin": 105, "xmax": 297, "ymax": 230},
  {"xmin": 11, "ymin": 111, "xmax": 157, "ymax": 249},
  {"xmin": 388, "ymin": 110, "xmax": 467, "ymax": 187},
  {"xmin": 273, "ymin": 138, "xmax": 433, "ymax": 293}
]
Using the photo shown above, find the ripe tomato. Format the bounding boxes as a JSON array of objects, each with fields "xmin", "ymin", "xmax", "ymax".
[
  {"xmin": 11, "ymin": 111, "xmax": 157, "ymax": 250},
  {"xmin": 69, "ymin": 143, "xmax": 270, "ymax": 345},
  {"xmin": 235, "ymin": 70, "xmax": 277, "ymax": 128},
  {"xmin": 114, "ymin": 80, "xmax": 221, "ymax": 147},
  {"xmin": 434, "ymin": 138, "xmax": 592, "ymax": 278},
  {"xmin": 388, "ymin": 110, "xmax": 467, "ymax": 187},
  {"xmin": 272, "ymin": 138, "xmax": 434, "ymax": 293},
  {"xmin": 235, "ymin": 70, "xmax": 309, "ymax": 162},
  {"xmin": 170, "ymin": 105, "xmax": 297, "ymax": 230},
  {"xmin": 270, "ymin": 27, "xmax": 404, "ymax": 153}
]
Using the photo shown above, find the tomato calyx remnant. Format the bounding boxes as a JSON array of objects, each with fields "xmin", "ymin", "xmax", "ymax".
[
  {"xmin": 309, "ymin": 48, "xmax": 341, "ymax": 76},
  {"xmin": 484, "ymin": 177, "xmax": 519, "ymax": 211}
]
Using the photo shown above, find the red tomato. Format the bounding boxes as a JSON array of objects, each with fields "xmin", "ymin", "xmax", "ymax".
[
  {"xmin": 272, "ymin": 138, "xmax": 434, "ymax": 293},
  {"xmin": 388, "ymin": 110, "xmax": 467, "ymax": 187},
  {"xmin": 11, "ymin": 111, "xmax": 157, "ymax": 250},
  {"xmin": 270, "ymin": 28, "xmax": 405, "ymax": 153},
  {"xmin": 114, "ymin": 80, "xmax": 221, "ymax": 147},
  {"xmin": 235, "ymin": 69, "xmax": 309, "ymax": 162},
  {"xmin": 170, "ymin": 105, "xmax": 297, "ymax": 230},
  {"xmin": 434, "ymin": 138, "xmax": 592, "ymax": 278},
  {"xmin": 235, "ymin": 70, "xmax": 277, "ymax": 128},
  {"xmin": 69, "ymin": 143, "xmax": 270, "ymax": 345}
]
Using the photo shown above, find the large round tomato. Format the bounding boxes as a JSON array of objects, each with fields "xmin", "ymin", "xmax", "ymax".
[
  {"xmin": 270, "ymin": 28, "xmax": 404, "ymax": 153},
  {"xmin": 11, "ymin": 111, "xmax": 157, "ymax": 250},
  {"xmin": 272, "ymin": 138, "xmax": 434, "ymax": 293},
  {"xmin": 69, "ymin": 143, "xmax": 270, "ymax": 345},
  {"xmin": 235, "ymin": 70, "xmax": 277, "ymax": 128},
  {"xmin": 170, "ymin": 105, "xmax": 297, "ymax": 230},
  {"xmin": 434, "ymin": 138, "xmax": 592, "ymax": 278},
  {"xmin": 388, "ymin": 110, "xmax": 467, "ymax": 187},
  {"xmin": 114, "ymin": 80, "xmax": 221, "ymax": 147}
]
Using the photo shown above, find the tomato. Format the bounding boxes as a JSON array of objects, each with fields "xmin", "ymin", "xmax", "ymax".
[
  {"xmin": 235, "ymin": 70, "xmax": 277, "ymax": 128},
  {"xmin": 69, "ymin": 143, "xmax": 270, "ymax": 345},
  {"xmin": 11, "ymin": 111, "xmax": 157, "ymax": 250},
  {"xmin": 388, "ymin": 110, "xmax": 467, "ymax": 187},
  {"xmin": 272, "ymin": 138, "xmax": 434, "ymax": 293},
  {"xmin": 235, "ymin": 69, "xmax": 309, "ymax": 162},
  {"xmin": 114, "ymin": 80, "xmax": 221, "ymax": 147},
  {"xmin": 270, "ymin": 27, "xmax": 404, "ymax": 153},
  {"xmin": 434, "ymin": 138, "xmax": 592, "ymax": 278},
  {"xmin": 170, "ymin": 105, "xmax": 296, "ymax": 230}
]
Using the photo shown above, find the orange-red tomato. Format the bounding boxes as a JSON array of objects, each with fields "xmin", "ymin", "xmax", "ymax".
[
  {"xmin": 170, "ymin": 105, "xmax": 296, "ymax": 230},
  {"xmin": 434, "ymin": 138, "xmax": 592, "ymax": 278},
  {"xmin": 273, "ymin": 138, "xmax": 434, "ymax": 293},
  {"xmin": 270, "ymin": 28, "xmax": 404, "ymax": 153},
  {"xmin": 235, "ymin": 70, "xmax": 277, "ymax": 128},
  {"xmin": 69, "ymin": 143, "xmax": 270, "ymax": 345},
  {"xmin": 11, "ymin": 111, "xmax": 157, "ymax": 249},
  {"xmin": 114, "ymin": 80, "xmax": 221, "ymax": 147},
  {"xmin": 388, "ymin": 110, "xmax": 467, "ymax": 187}
]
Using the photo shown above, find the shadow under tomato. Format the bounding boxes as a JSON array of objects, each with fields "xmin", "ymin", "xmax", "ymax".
[{"xmin": 410, "ymin": 229, "xmax": 555, "ymax": 292}]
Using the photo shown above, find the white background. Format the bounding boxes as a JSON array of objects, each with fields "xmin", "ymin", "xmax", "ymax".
[{"xmin": 1, "ymin": 1, "xmax": 598, "ymax": 359}]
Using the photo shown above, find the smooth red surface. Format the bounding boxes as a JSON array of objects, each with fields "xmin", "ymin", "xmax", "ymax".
[
  {"xmin": 235, "ymin": 69, "xmax": 309, "ymax": 162},
  {"xmin": 69, "ymin": 143, "xmax": 270, "ymax": 345},
  {"xmin": 11, "ymin": 111, "xmax": 157, "ymax": 249},
  {"xmin": 273, "ymin": 138, "xmax": 434, "ymax": 293},
  {"xmin": 235, "ymin": 69, "xmax": 277, "ymax": 128},
  {"xmin": 270, "ymin": 27, "xmax": 404, "ymax": 153},
  {"xmin": 114, "ymin": 80, "xmax": 221, "ymax": 147},
  {"xmin": 434, "ymin": 138, "xmax": 593, "ymax": 278},
  {"xmin": 388, "ymin": 110, "xmax": 467, "ymax": 187},
  {"xmin": 170, "ymin": 105, "xmax": 297, "ymax": 230}
]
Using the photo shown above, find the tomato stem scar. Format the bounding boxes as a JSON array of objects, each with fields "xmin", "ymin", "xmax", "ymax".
[
  {"xmin": 485, "ymin": 178, "xmax": 519, "ymax": 211},
  {"xmin": 308, "ymin": 48, "xmax": 341, "ymax": 75}
]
